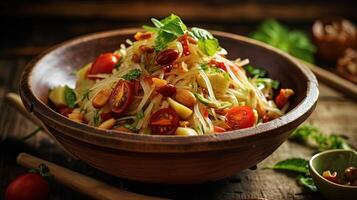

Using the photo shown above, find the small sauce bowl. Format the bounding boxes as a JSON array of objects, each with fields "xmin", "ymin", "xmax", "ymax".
[{"xmin": 309, "ymin": 149, "xmax": 357, "ymax": 200}]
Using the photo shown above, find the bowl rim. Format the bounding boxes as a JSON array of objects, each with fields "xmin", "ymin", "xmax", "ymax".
[
  {"xmin": 309, "ymin": 149, "xmax": 357, "ymax": 189},
  {"xmin": 20, "ymin": 28, "xmax": 319, "ymax": 152}
]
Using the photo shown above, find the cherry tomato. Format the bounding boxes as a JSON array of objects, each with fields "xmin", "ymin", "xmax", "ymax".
[
  {"xmin": 225, "ymin": 106, "xmax": 255, "ymax": 129},
  {"xmin": 5, "ymin": 173, "xmax": 49, "ymax": 200},
  {"xmin": 214, "ymin": 126, "xmax": 226, "ymax": 133},
  {"xmin": 109, "ymin": 80, "xmax": 134, "ymax": 115},
  {"xmin": 149, "ymin": 108, "xmax": 179, "ymax": 135},
  {"xmin": 275, "ymin": 88, "xmax": 294, "ymax": 109},
  {"xmin": 87, "ymin": 53, "xmax": 120, "ymax": 77}
]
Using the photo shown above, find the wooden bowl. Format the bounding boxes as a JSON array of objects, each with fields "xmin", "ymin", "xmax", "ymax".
[{"xmin": 19, "ymin": 28, "xmax": 318, "ymax": 184}]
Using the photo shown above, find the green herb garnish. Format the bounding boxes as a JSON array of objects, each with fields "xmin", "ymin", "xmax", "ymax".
[
  {"xmin": 64, "ymin": 86, "xmax": 77, "ymax": 108},
  {"xmin": 145, "ymin": 14, "xmax": 187, "ymax": 51},
  {"xmin": 244, "ymin": 65, "xmax": 267, "ymax": 78},
  {"xmin": 269, "ymin": 158, "xmax": 316, "ymax": 192},
  {"xmin": 124, "ymin": 124, "xmax": 139, "ymax": 133},
  {"xmin": 81, "ymin": 89, "xmax": 90, "ymax": 101},
  {"xmin": 194, "ymin": 93, "xmax": 231, "ymax": 109},
  {"xmin": 190, "ymin": 27, "xmax": 220, "ymax": 56},
  {"xmin": 93, "ymin": 110, "xmax": 100, "ymax": 127},
  {"xmin": 297, "ymin": 175, "xmax": 317, "ymax": 192},
  {"xmin": 136, "ymin": 109, "xmax": 144, "ymax": 120},
  {"xmin": 251, "ymin": 19, "xmax": 316, "ymax": 63},
  {"xmin": 290, "ymin": 125, "xmax": 352, "ymax": 151},
  {"xmin": 268, "ymin": 158, "xmax": 309, "ymax": 174},
  {"xmin": 122, "ymin": 69, "xmax": 142, "ymax": 80}
]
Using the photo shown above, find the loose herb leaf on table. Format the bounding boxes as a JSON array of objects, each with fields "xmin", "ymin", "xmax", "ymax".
[
  {"xmin": 290, "ymin": 125, "xmax": 352, "ymax": 151},
  {"xmin": 251, "ymin": 19, "xmax": 316, "ymax": 63},
  {"xmin": 268, "ymin": 158, "xmax": 309, "ymax": 174},
  {"xmin": 268, "ymin": 125, "xmax": 354, "ymax": 192},
  {"xmin": 297, "ymin": 175, "xmax": 317, "ymax": 192}
]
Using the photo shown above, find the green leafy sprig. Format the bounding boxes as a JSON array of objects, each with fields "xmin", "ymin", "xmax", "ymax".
[
  {"xmin": 144, "ymin": 14, "xmax": 221, "ymax": 56},
  {"xmin": 251, "ymin": 19, "xmax": 316, "ymax": 63},
  {"xmin": 290, "ymin": 125, "xmax": 352, "ymax": 151}
]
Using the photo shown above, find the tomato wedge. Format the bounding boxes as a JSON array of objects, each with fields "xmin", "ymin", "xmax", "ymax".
[
  {"xmin": 87, "ymin": 53, "xmax": 120, "ymax": 77},
  {"xmin": 109, "ymin": 80, "xmax": 134, "ymax": 115},
  {"xmin": 225, "ymin": 106, "xmax": 255, "ymax": 129},
  {"xmin": 213, "ymin": 126, "xmax": 226, "ymax": 133},
  {"xmin": 149, "ymin": 108, "xmax": 179, "ymax": 135}
]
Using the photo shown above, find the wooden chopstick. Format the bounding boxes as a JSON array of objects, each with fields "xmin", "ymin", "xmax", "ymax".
[
  {"xmin": 298, "ymin": 59, "xmax": 357, "ymax": 101},
  {"xmin": 17, "ymin": 153, "xmax": 167, "ymax": 200}
]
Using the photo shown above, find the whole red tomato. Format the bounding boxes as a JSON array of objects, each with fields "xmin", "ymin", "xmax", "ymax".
[
  {"xmin": 87, "ymin": 52, "xmax": 121, "ymax": 77},
  {"xmin": 5, "ymin": 172, "xmax": 49, "ymax": 200}
]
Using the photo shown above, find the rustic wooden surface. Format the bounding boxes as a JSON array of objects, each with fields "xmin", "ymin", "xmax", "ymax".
[{"xmin": 1, "ymin": 2, "xmax": 357, "ymax": 199}]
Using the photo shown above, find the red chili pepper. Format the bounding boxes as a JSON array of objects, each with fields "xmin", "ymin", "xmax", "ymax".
[
  {"xmin": 210, "ymin": 60, "xmax": 227, "ymax": 71},
  {"xmin": 179, "ymin": 34, "xmax": 190, "ymax": 56}
]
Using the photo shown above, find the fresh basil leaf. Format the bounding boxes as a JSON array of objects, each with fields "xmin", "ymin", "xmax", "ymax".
[
  {"xmin": 191, "ymin": 27, "xmax": 220, "ymax": 56},
  {"xmin": 269, "ymin": 158, "xmax": 309, "ymax": 174},
  {"xmin": 159, "ymin": 14, "xmax": 186, "ymax": 36},
  {"xmin": 154, "ymin": 30, "xmax": 177, "ymax": 51},
  {"xmin": 151, "ymin": 18, "xmax": 164, "ymax": 28},
  {"xmin": 297, "ymin": 175, "xmax": 317, "ymax": 192},
  {"xmin": 199, "ymin": 38, "xmax": 220, "ymax": 56},
  {"xmin": 150, "ymin": 14, "xmax": 187, "ymax": 50},
  {"xmin": 122, "ymin": 69, "xmax": 142, "ymax": 80},
  {"xmin": 190, "ymin": 27, "xmax": 214, "ymax": 40},
  {"xmin": 251, "ymin": 19, "xmax": 316, "ymax": 63},
  {"xmin": 64, "ymin": 86, "xmax": 77, "ymax": 108}
]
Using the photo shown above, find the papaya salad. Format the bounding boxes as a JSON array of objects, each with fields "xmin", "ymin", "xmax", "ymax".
[{"xmin": 48, "ymin": 14, "xmax": 294, "ymax": 136}]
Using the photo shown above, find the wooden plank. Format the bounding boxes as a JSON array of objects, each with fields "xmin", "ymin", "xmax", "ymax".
[{"xmin": 1, "ymin": 1, "xmax": 356, "ymax": 21}]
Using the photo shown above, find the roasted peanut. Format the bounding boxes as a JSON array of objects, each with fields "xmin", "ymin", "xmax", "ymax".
[
  {"xmin": 98, "ymin": 118, "xmax": 116, "ymax": 129},
  {"xmin": 139, "ymin": 45, "xmax": 154, "ymax": 53},
  {"xmin": 175, "ymin": 89, "xmax": 196, "ymax": 107},
  {"xmin": 68, "ymin": 112, "xmax": 84, "ymax": 123},
  {"xmin": 156, "ymin": 49, "xmax": 179, "ymax": 66},
  {"xmin": 177, "ymin": 61, "xmax": 188, "ymax": 73},
  {"xmin": 134, "ymin": 32, "xmax": 152, "ymax": 40},
  {"xmin": 132, "ymin": 53, "xmax": 141, "ymax": 63},
  {"xmin": 92, "ymin": 89, "xmax": 112, "ymax": 108}
]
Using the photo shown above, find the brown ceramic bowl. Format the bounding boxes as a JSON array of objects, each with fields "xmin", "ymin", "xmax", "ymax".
[{"xmin": 19, "ymin": 28, "xmax": 318, "ymax": 184}]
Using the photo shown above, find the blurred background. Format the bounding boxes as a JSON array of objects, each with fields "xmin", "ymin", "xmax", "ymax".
[{"xmin": 0, "ymin": 1, "xmax": 356, "ymax": 199}]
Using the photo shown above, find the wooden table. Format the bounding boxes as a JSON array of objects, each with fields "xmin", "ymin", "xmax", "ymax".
[{"xmin": 1, "ymin": 15, "xmax": 356, "ymax": 200}]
